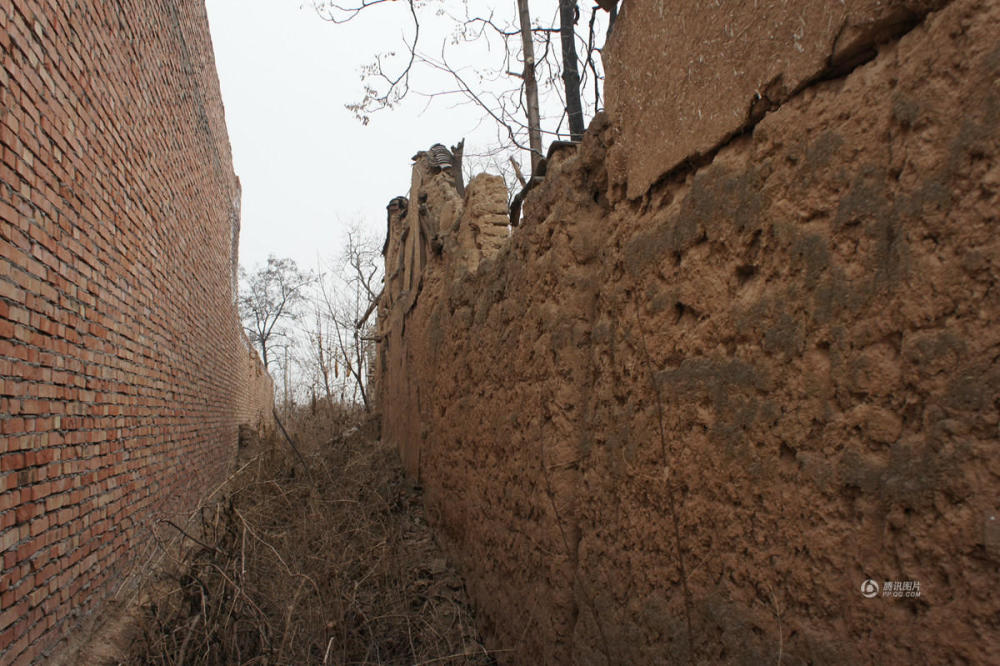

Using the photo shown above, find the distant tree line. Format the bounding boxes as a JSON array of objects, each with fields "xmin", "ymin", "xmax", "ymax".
[{"xmin": 239, "ymin": 225, "xmax": 382, "ymax": 414}]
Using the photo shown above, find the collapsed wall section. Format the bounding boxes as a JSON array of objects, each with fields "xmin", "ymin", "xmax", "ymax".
[
  {"xmin": 0, "ymin": 1, "xmax": 273, "ymax": 663},
  {"xmin": 380, "ymin": 0, "xmax": 1000, "ymax": 662}
]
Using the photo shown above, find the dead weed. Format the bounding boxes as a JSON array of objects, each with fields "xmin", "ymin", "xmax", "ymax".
[{"xmin": 119, "ymin": 405, "xmax": 494, "ymax": 665}]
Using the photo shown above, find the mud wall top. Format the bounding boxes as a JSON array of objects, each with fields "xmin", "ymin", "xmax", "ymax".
[{"xmin": 604, "ymin": 0, "xmax": 949, "ymax": 198}]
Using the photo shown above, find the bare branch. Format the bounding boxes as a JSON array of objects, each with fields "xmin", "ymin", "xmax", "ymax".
[
  {"xmin": 312, "ymin": 0, "xmax": 398, "ymax": 25},
  {"xmin": 319, "ymin": 0, "xmax": 421, "ymax": 122}
]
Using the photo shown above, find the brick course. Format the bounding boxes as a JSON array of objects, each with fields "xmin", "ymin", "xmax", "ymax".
[{"xmin": 0, "ymin": 1, "xmax": 273, "ymax": 662}]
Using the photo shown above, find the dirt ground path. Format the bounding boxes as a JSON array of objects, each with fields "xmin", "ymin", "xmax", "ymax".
[{"xmin": 69, "ymin": 408, "xmax": 495, "ymax": 665}]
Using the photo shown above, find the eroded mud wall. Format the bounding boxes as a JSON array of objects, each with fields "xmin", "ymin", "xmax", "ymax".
[
  {"xmin": 0, "ymin": 2, "xmax": 273, "ymax": 662},
  {"xmin": 381, "ymin": 0, "xmax": 999, "ymax": 662}
]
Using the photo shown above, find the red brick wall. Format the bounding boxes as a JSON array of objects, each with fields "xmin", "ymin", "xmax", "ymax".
[{"xmin": 0, "ymin": 1, "xmax": 273, "ymax": 663}]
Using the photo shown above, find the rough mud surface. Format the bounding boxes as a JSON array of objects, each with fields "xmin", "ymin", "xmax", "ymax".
[
  {"xmin": 380, "ymin": 0, "xmax": 1000, "ymax": 662},
  {"xmin": 604, "ymin": 0, "xmax": 953, "ymax": 198}
]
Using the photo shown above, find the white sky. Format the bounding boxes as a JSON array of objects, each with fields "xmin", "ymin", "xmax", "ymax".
[
  {"xmin": 205, "ymin": 0, "xmax": 454, "ymax": 272},
  {"xmin": 204, "ymin": 0, "xmax": 606, "ymax": 274},
  {"xmin": 203, "ymin": 0, "xmax": 591, "ymax": 275}
]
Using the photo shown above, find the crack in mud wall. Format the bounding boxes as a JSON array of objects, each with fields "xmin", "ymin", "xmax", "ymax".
[
  {"xmin": 380, "ymin": 0, "xmax": 1000, "ymax": 662},
  {"xmin": 0, "ymin": 2, "xmax": 274, "ymax": 662}
]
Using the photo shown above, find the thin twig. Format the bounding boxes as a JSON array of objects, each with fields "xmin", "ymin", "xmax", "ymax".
[
  {"xmin": 272, "ymin": 407, "xmax": 313, "ymax": 477},
  {"xmin": 631, "ymin": 294, "xmax": 695, "ymax": 658},
  {"xmin": 157, "ymin": 519, "xmax": 224, "ymax": 555},
  {"xmin": 509, "ymin": 156, "xmax": 527, "ymax": 187},
  {"xmin": 412, "ymin": 647, "xmax": 516, "ymax": 665}
]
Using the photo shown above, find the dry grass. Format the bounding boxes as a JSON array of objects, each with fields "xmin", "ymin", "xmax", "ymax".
[{"xmin": 120, "ymin": 404, "xmax": 494, "ymax": 665}]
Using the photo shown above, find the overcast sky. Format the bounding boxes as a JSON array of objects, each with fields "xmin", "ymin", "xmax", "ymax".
[
  {"xmin": 205, "ymin": 0, "xmax": 454, "ymax": 273},
  {"xmin": 204, "ymin": 0, "xmax": 596, "ymax": 276}
]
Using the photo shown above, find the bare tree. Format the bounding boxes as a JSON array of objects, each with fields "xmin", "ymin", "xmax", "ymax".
[
  {"xmin": 559, "ymin": 0, "xmax": 585, "ymax": 141},
  {"xmin": 308, "ymin": 308, "xmax": 334, "ymax": 401},
  {"xmin": 312, "ymin": 1, "xmax": 612, "ymax": 185},
  {"xmin": 516, "ymin": 0, "xmax": 543, "ymax": 173},
  {"xmin": 316, "ymin": 226, "xmax": 383, "ymax": 412},
  {"xmin": 239, "ymin": 256, "xmax": 313, "ymax": 372}
]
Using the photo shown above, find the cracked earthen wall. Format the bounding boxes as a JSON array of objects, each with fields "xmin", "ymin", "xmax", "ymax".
[
  {"xmin": 380, "ymin": 0, "xmax": 999, "ymax": 662},
  {"xmin": 0, "ymin": 1, "xmax": 273, "ymax": 663}
]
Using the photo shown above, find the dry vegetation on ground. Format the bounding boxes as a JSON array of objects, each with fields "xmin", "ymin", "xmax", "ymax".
[{"xmin": 119, "ymin": 405, "xmax": 495, "ymax": 665}]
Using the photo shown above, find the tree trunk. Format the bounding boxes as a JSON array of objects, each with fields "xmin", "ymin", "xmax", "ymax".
[
  {"xmin": 559, "ymin": 0, "xmax": 585, "ymax": 141},
  {"xmin": 516, "ymin": 0, "xmax": 543, "ymax": 174},
  {"xmin": 316, "ymin": 314, "xmax": 332, "ymax": 401},
  {"xmin": 283, "ymin": 346, "xmax": 290, "ymax": 414},
  {"xmin": 354, "ymin": 330, "xmax": 371, "ymax": 412}
]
